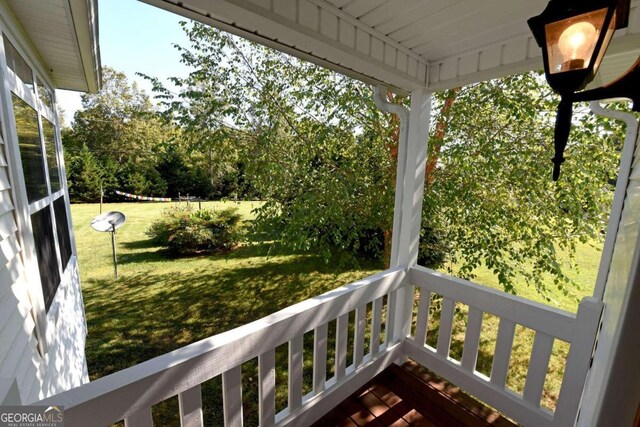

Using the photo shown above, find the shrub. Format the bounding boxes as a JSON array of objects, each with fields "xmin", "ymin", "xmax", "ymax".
[{"xmin": 147, "ymin": 207, "xmax": 244, "ymax": 255}]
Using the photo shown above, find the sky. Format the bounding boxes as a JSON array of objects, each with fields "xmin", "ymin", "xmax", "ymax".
[{"xmin": 56, "ymin": 0, "xmax": 193, "ymax": 125}]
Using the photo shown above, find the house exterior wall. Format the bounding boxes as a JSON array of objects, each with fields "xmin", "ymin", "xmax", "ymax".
[
  {"xmin": 0, "ymin": 0, "xmax": 88, "ymax": 404},
  {"xmin": 578, "ymin": 116, "xmax": 640, "ymax": 426}
]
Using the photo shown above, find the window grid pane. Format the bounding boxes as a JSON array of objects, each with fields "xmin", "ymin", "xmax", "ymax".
[
  {"xmin": 53, "ymin": 196, "xmax": 72, "ymax": 271},
  {"xmin": 12, "ymin": 94, "xmax": 47, "ymax": 202},
  {"xmin": 31, "ymin": 206, "xmax": 60, "ymax": 312},
  {"xmin": 42, "ymin": 118, "xmax": 60, "ymax": 192},
  {"xmin": 36, "ymin": 77, "xmax": 53, "ymax": 109},
  {"xmin": 3, "ymin": 37, "xmax": 33, "ymax": 89}
]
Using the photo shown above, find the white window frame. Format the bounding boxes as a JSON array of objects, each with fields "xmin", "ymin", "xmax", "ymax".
[{"xmin": 0, "ymin": 19, "xmax": 77, "ymax": 355}]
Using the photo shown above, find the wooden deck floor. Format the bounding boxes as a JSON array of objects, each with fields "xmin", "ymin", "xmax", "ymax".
[{"xmin": 312, "ymin": 360, "xmax": 518, "ymax": 427}]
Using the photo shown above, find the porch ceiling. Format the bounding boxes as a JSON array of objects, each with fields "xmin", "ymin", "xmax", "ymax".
[
  {"xmin": 142, "ymin": 0, "xmax": 640, "ymax": 93},
  {"xmin": 4, "ymin": 0, "xmax": 101, "ymax": 92}
]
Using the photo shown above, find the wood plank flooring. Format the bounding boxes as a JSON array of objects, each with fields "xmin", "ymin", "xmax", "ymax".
[{"xmin": 312, "ymin": 360, "xmax": 518, "ymax": 427}]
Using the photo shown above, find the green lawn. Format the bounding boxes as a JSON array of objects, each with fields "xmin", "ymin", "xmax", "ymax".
[
  {"xmin": 444, "ymin": 239, "xmax": 601, "ymax": 312},
  {"xmin": 72, "ymin": 201, "xmax": 382, "ymax": 425},
  {"xmin": 71, "ymin": 201, "xmax": 602, "ymax": 424}
]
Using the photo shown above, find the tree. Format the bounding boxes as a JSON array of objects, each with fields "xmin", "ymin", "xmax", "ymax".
[
  {"xmin": 144, "ymin": 23, "xmax": 398, "ymax": 263},
  {"xmin": 63, "ymin": 67, "xmax": 171, "ymax": 199},
  {"xmin": 64, "ymin": 144, "xmax": 105, "ymax": 202},
  {"xmin": 423, "ymin": 72, "xmax": 623, "ymax": 296},
  {"xmin": 149, "ymin": 22, "xmax": 624, "ymax": 296}
]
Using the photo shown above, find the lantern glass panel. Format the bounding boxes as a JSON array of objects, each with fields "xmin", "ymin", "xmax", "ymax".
[
  {"xmin": 545, "ymin": 8, "xmax": 607, "ymax": 74},
  {"xmin": 593, "ymin": 10, "xmax": 616, "ymax": 74}
]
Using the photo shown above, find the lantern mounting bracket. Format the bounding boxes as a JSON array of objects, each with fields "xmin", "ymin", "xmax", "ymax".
[{"xmin": 572, "ymin": 57, "xmax": 640, "ymax": 109}]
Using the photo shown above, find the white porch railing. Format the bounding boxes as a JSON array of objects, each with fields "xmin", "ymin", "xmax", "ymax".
[
  {"xmin": 36, "ymin": 265, "xmax": 601, "ymax": 427},
  {"xmin": 406, "ymin": 266, "xmax": 602, "ymax": 427},
  {"xmin": 37, "ymin": 267, "xmax": 407, "ymax": 427}
]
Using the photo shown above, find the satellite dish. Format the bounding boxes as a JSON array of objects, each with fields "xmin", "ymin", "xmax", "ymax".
[
  {"xmin": 91, "ymin": 211, "xmax": 126, "ymax": 232},
  {"xmin": 91, "ymin": 211, "xmax": 126, "ymax": 279}
]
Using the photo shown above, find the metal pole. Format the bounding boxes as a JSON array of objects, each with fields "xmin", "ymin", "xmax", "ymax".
[
  {"xmin": 111, "ymin": 224, "xmax": 118, "ymax": 279},
  {"xmin": 100, "ymin": 185, "xmax": 104, "ymax": 214}
]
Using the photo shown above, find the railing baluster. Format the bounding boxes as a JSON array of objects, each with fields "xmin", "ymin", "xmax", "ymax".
[
  {"xmin": 553, "ymin": 298, "xmax": 602, "ymax": 426},
  {"xmin": 461, "ymin": 307, "xmax": 483, "ymax": 371},
  {"xmin": 436, "ymin": 297, "xmax": 455, "ymax": 357},
  {"xmin": 313, "ymin": 323, "xmax": 328, "ymax": 394},
  {"xmin": 413, "ymin": 288, "xmax": 430, "ymax": 346},
  {"xmin": 336, "ymin": 313, "xmax": 348, "ymax": 379},
  {"xmin": 222, "ymin": 366, "xmax": 243, "ymax": 427},
  {"xmin": 386, "ymin": 291, "xmax": 397, "ymax": 346},
  {"xmin": 490, "ymin": 318, "xmax": 516, "ymax": 388},
  {"xmin": 371, "ymin": 297, "xmax": 383, "ymax": 356},
  {"xmin": 259, "ymin": 349, "xmax": 276, "ymax": 427},
  {"xmin": 523, "ymin": 331, "xmax": 554, "ymax": 406},
  {"xmin": 179, "ymin": 384, "xmax": 204, "ymax": 427},
  {"xmin": 353, "ymin": 304, "xmax": 366, "ymax": 367},
  {"xmin": 288, "ymin": 335, "xmax": 303, "ymax": 411},
  {"xmin": 124, "ymin": 407, "xmax": 153, "ymax": 427}
]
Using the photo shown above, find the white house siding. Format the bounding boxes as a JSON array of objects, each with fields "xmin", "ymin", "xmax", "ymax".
[
  {"xmin": 0, "ymin": 132, "xmax": 41, "ymax": 405},
  {"xmin": 0, "ymin": 111, "xmax": 88, "ymax": 407},
  {"xmin": 0, "ymin": 2, "xmax": 89, "ymax": 403},
  {"xmin": 36, "ymin": 259, "xmax": 88, "ymax": 401}
]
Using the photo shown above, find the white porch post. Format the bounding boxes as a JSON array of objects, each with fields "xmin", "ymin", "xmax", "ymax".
[
  {"xmin": 576, "ymin": 107, "xmax": 640, "ymax": 427},
  {"xmin": 375, "ymin": 87, "xmax": 432, "ymax": 343}
]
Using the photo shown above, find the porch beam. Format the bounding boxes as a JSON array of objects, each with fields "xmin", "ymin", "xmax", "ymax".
[{"xmin": 139, "ymin": 0, "xmax": 428, "ymax": 93}]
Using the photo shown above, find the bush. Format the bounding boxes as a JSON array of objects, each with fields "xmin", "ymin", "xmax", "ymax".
[
  {"xmin": 147, "ymin": 207, "xmax": 244, "ymax": 255},
  {"xmin": 417, "ymin": 224, "xmax": 449, "ymax": 269}
]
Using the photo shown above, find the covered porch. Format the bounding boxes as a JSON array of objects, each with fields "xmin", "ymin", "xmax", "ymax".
[
  {"xmin": 34, "ymin": 262, "xmax": 608, "ymax": 426},
  {"xmin": 28, "ymin": 0, "xmax": 640, "ymax": 426}
]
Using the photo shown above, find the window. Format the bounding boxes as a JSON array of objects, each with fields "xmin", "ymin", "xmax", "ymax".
[
  {"xmin": 3, "ymin": 37, "xmax": 33, "ymax": 89},
  {"xmin": 42, "ymin": 118, "xmax": 60, "ymax": 192},
  {"xmin": 3, "ymin": 32, "xmax": 72, "ymax": 315},
  {"xmin": 31, "ymin": 207, "xmax": 60, "ymax": 311},
  {"xmin": 36, "ymin": 77, "xmax": 53, "ymax": 109},
  {"xmin": 12, "ymin": 94, "xmax": 46, "ymax": 202},
  {"xmin": 53, "ymin": 196, "xmax": 72, "ymax": 270}
]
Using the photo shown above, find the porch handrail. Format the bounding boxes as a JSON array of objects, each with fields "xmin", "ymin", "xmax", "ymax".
[
  {"xmin": 406, "ymin": 265, "xmax": 602, "ymax": 427},
  {"xmin": 37, "ymin": 267, "xmax": 407, "ymax": 427}
]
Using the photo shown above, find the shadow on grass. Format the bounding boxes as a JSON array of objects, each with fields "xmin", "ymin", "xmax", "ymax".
[
  {"xmin": 83, "ymin": 253, "xmax": 381, "ymax": 372},
  {"xmin": 84, "ymin": 252, "xmax": 381, "ymax": 426},
  {"xmin": 116, "ymin": 220, "xmax": 300, "ymax": 264},
  {"xmin": 121, "ymin": 238, "xmax": 158, "ymax": 250}
]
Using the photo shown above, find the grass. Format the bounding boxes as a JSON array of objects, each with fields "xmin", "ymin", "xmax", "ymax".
[
  {"xmin": 71, "ymin": 201, "xmax": 602, "ymax": 425},
  {"xmin": 71, "ymin": 201, "xmax": 382, "ymax": 426},
  {"xmin": 442, "ymin": 240, "xmax": 601, "ymax": 312}
]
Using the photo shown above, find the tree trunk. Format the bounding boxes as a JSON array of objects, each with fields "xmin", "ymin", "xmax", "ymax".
[
  {"xmin": 426, "ymin": 88, "xmax": 459, "ymax": 187},
  {"xmin": 209, "ymin": 147, "xmax": 214, "ymax": 187},
  {"xmin": 383, "ymin": 88, "xmax": 460, "ymax": 268}
]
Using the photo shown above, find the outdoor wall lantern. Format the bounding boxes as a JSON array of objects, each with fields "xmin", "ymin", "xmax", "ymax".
[{"xmin": 528, "ymin": 0, "xmax": 639, "ymax": 180}]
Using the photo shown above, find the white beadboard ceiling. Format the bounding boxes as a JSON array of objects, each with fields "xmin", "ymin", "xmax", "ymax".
[
  {"xmin": 5, "ymin": 0, "xmax": 100, "ymax": 92},
  {"xmin": 142, "ymin": 0, "xmax": 640, "ymax": 92}
]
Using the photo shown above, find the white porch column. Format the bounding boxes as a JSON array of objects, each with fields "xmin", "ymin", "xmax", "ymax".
[
  {"xmin": 375, "ymin": 87, "xmax": 432, "ymax": 343},
  {"xmin": 576, "ymin": 107, "xmax": 640, "ymax": 427},
  {"xmin": 395, "ymin": 88, "xmax": 431, "ymax": 268}
]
